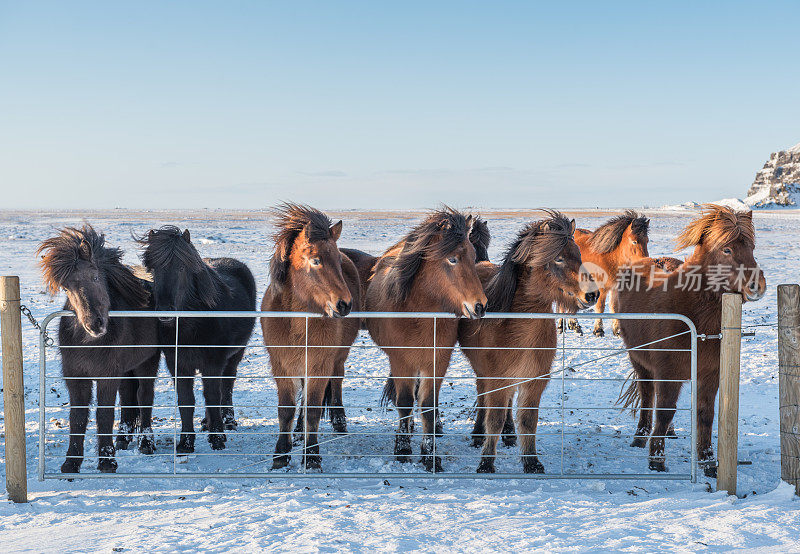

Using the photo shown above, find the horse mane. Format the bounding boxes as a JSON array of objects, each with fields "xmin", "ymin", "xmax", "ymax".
[
  {"xmin": 469, "ymin": 217, "xmax": 491, "ymax": 262},
  {"xmin": 587, "ymin": 210, "xmax": 650, "ymax": 254},
  {"xmin": 38, "ymin": 224, "xmax": 150, "ymax": 308},
  {"xmin": 485, "ymin": 211, "xmax": 574, "ymax": 312},
  {"xmin": 268, "ymin": 203, "xmax": 334, "ymax": 291},
  {"xmin": 675, "ymin": 204, "xmax": 755, "ymax": 251},
  {"xmin": 137, "ymin": 225, "xmax": 229, "ymax": 307},
  {"xmin": 380, "ymin": 207, "xmax": 472, "ymax": 303}
]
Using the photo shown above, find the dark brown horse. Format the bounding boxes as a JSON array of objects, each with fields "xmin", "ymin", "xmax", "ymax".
[
  {"xmin": 613, "ymin": 205, "xmax": 766, "ymax": 474},
  {"xmin": 261, "ymin": 204, "xmax": 361, "ymax": 470},
  {"xmin": 459, "ymin": 212, "xmax": 598, "ymax": 473},
  {"xmin": 558, "ymin": 210, "xmax": 650, "ymax": 336},
  {"xmin": 366, "ymin": 208, "xmax": 487, "ymax": 471},
  {"xmin": 39, "ymin": 225, "xmax": 160, "ymax": 474}
]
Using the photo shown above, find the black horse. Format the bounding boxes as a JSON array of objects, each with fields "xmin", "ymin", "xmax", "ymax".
[
  {"xmin": 38, "ymin": 225, "xmax": 160, "ymax": 473},
  {"xmin": 138, "ymin": 226, "xmax": 256, "ymax": 452}
]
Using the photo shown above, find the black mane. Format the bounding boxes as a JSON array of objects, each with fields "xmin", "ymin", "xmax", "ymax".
[
  {"xmin": 587, "ymin": 210, "xmax": 649, "ymax": 254},
  {"xmin": 469, "ymin": 217, "xmax": 491, "ymax": 262},
  {"xmin": 485, "ymin": 211, "xmax": 574, "ymax": 312},
  {"xmin": 137, "ymin": 225, "xmax": 229, "ymax": 307},
  {"xmin": 380, "ymin": 207, "xmax": 473, "ymax": 303},
  {"xmin": 269, "ymin": 203, "xmax": 334, "ymax": 290},
  {"xmin": 38, "ymin": 224, "xmax": 150, "ymax": 308}
]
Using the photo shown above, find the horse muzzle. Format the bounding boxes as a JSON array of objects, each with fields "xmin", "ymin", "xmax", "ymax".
[{"xmin": 462, "ymin": 301, "xmax": 486, "ymax": 320}]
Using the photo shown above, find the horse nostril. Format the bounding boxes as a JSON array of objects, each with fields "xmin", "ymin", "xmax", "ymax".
[
  {"xmin": 336, "ymin": 300, "xmax": 351, "ymax": 316},
  {"xmin": 94, "ymin": 316, "xmax": 104, "ymax": 329},
  {"xmin": 474, "ymin": 302, "xmax": 486, "ymax": 318}
]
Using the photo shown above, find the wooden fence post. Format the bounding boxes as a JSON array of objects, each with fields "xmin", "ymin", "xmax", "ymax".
[
  {"xmin": 717, "ymin": 292, "xmax": 742, "ymax": 495},
  {"xmin": 778, "ymin": 284, "xmax": 800, "ymax": 496},
  {"xmin": 1, "ymin": 276, "xmax": 28, "ymax": 503}
]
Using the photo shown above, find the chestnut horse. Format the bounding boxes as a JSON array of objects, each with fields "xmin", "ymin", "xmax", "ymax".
[
  {"xmin": 459, "ymin": 212, "xmax": 598, "ymax": 473},
  {"xmin": 613, "ymin": 205, "xmax": 766, "ymax": 474},
  {"xmin": 366, "ymin": 208, "xmax": 487, "ymax": 471},
  {"xmin": 261, "ymin": 204, "xmax": 361, "ymax": 470},
  {"xmin": 558, "ymin": 210, "xmax": 650, "ymax": 336}
]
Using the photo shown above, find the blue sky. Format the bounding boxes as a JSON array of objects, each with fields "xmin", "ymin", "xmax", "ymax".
[{"xmin": 1, "ymin": 1, "xmax": 798, "ymax": 209}]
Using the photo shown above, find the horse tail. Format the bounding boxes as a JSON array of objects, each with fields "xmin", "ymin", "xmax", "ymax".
[
  {"xmin": 380, "ymin": 377, "xmax": 395, "ymax": 407},
  {"xmin": 615, "ymin": 369, "xmax": 641, "ymax": 413}
]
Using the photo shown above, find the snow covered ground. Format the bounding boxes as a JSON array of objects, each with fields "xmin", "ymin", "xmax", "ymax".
[{"xmin": 1, "ymin": 208, "xmax": 799, "ymax": 551}]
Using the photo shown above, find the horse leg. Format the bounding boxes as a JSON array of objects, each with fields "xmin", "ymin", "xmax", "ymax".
[
  {"xmin": 471, "ymin": 379, "xmax": 486, "ymax": 447},
  {"xmin": 176, "ymin": 372, "xmax": 196, "ymax": 454},
  {"xmin": 593, "ymin": 290, "xmax": 607, "ymax": 337},
  {"xmin": 477, "ymin": 389, "xmax": 511, "ymax": 473},
  {"xmin": 135, "ymin": 355, "xmax": 159, "ymax": 455},
  {"xmin": 273, "ymin": 377, "xmax": 297, "ymax": 469},
  {"xmin": 502, "ymin": 398, "xmax": 517, "ymax": 447},
  {"xmin": 202, "ymin": 373, "xmax": 226, "ymax": 450},
  {"xmin": 328, "ymin": 357, "xmax": 348, "ymax": 434},
  {"xmin": 302, "ymin": 376, "xmax": 328, "ymax": 470},
  {"xmin": 61, "ymin": 378, "xmax": 92, "ymax": 474},
  {"xmin": 648, "ymin": 381, "xmax": 682, "ymax": 472},
  {"xmin": 630, "ymin": 362, "xmax": 654, "ymax": 448},
  {"xmin": 96, "ymin": 379, "xmax": 120, "ymax": 473},
  {"xmin": 393, "ymin": 375, "xmax": 415, "ymax": 463},
  {"xmin": 115, "ymin": 373, "xmax": 138, "ymax": 451},
  {"xmin": 418, "ymin": 373, "xmax": 443, "ymax": 472},
  {"xmin": 518, "ymin": 379, "xmax": 548, "ymax": 474},
  {"xmin": 220, "ymin": 349, "xmax": 243, "ymax": 431},
  {"xmin": 697, "ymin": 379, "xmax": 719, "ymax": 477}
]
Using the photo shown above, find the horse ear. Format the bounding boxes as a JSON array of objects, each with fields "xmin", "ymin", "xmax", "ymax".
[
  {"xmin": 330, "ymin": 220, "xmax": 343, "ymax": 242},
  {"xmin": 148, "ymin": 229, "xmax": 155, "ymax": 241},
  {"xmin": 570, "ymin": 219, "xmax": 576, "ymax": 234},
  {"xmin": 78, "ymin": 239, "xmax": 92, "ymax": 261},
  {"xmin": 542, "ymin": 222, "xmax": 552, "ymax": 233},
  {"xmin": 182, "ymin": 229, "xmax": 191, "ymax": 242},
  {"xmin": 744, "ymin": 210, "xmax": 753, "ymax": 220}
]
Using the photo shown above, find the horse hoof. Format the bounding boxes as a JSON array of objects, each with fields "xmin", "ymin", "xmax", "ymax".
[
  {"xmin": 115, "ymin": 436, "xmax": 131, "ymax": 451},
  {"xmin": 98, "ymin": 458, "xmax": 118, "ymax": 473},
  {"xmin": 523, "ymin": 457, "xmax": 545, "ymax": 474},
  {"xmin": 666, "ymin": 426, "xmax": 678, "ymax": 439},
  {"xmin": 304, "ymin": 455, "xmax": 322, "ymax": 470},
  {"xmin": 703, "ymin": 465, "xmax": 718, "ymax": 478},
  {"xmin": 272, "ymin": 454, "xmax": 290, "ymax": 469},
  {"xmin": 177, "ymin": 435, "xmax": 195, "ymax": 454},
  {"xmin": 593, "ymin": 328, "xmax": 605, "ymax": 338},
  {"xmin": 138, "ymin": 437, "xmax": 156, "ymax": 455},
  {"xmin": 649, "ymin": 459, "xmax": 667, "ymax": 472},
  {"xmin": 200, "ymin": 417, "xmax": 209, "ymax": 432},
  {"xmin": 60, "ymin": 459, "xmax": 82, "ymax": 474},
  {"xmin": 421, "ymin": 455, "xmax": 443, "ymax": 473},
  {"xmin": 502, "ymin": 435, "xmax": 517, "ymax": 447},
  {"xmin": 331, "ymin": 415, "xmax": 348, "ymax": 435},
  {"xmin": 477, "ymin": 460, "xmax": 496, "ymax": 473},
  {"xmin": 209, "ymin": 434, "xmax": 227, "ymax": 450},
  {"xmin": 630, "ymin": 437, "xmax": 648, "ymax": 448},
  {"xmin": 224, "ymin": 418, "xmax": 239, "ymax": 431}
]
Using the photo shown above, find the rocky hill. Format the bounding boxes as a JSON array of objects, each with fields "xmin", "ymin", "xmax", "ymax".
[{"xmin": 745, "ymin": 142, "xmax": 800, "ymax": 207}]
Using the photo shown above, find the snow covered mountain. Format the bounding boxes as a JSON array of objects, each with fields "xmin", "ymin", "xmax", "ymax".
[{"xmin": 745, "ymin": 142, "xmax": 800, "ymax": 207}]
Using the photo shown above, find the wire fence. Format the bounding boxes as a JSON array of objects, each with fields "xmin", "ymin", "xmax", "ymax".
[{"xmin": 37, "ymin": 310, "xmax": 699, "ymax": 481}]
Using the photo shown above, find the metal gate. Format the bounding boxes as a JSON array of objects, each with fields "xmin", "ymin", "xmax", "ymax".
[{"xmin": 38, "ymin": 311, "xmax": 698, "ymax": 481}]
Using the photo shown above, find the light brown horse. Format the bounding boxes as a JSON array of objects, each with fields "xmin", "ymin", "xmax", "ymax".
[
  {"xmin": 558, "ymin": 210, "xmax": 650, "ymax": 336},
  {"xmin": 366, "ymin": 208, "xmax": 487, "ymax": 471},
  {"xmin": 459, "ymin": 212, "xmax": 598, "ymax": 473},
  {"xmin": 261, "ymin": 204, "xmax": 361, "ymax": 470},
  {"xmin": 612, "ymin": 205, "xmax": 766, "ymax": 474}
]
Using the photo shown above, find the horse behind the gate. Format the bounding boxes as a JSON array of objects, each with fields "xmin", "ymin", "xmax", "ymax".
[
  {"xmin": 139, "ymin": 226, "xmax": 257, "ymax": 453},
  {"xmin": 613, "ymin": 204, "xmax": 766, "ymax": 474},
  {"xmin": 366, "ymin": 207, "xmax": 487, "ymax": 472},
  {"xmin": 261, "ymin": 203, "xmax": 361, "ymax": 470},
  {"xmin": 39, "ymin": 225, "xmax": 161, "ymax": 474},
  {"xmin": 459, "ymin": 212, "xmax": 599, "ymax": 473}
]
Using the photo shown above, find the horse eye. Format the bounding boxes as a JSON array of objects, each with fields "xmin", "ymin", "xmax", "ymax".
[
  {"xmin": 92, "ymin": 276, "xmax": 99, "ymax": 282},
  {"xmin": 310, "ymin": 257, "xmax": 321, "ymax": 267},
  {"xmin": 448, "ymin": 256, "xmax": 458, "ymax": 265},
  {"xmin": 722, "ymin": 247, "xmax": 732, "ymax": 255},
  {"xmin": 632, "ymin": 240, "xmax": 638, "ymax": 245},
  {"xmin": 555, "ymin": 257, "xmax": 564, "ymax": 264}
]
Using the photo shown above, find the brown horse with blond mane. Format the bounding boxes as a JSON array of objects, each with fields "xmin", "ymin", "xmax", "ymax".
[
  {"xmin": 261, "ymin": 204, "xmax": 361, "ymax": 470},
  {"xmin": 459, "ymin": 211, "xmax": 598, "ymax": 473},
  {"xmin": 612, "ymin": 205, "xmax": 766, "ymax": 474},
  {"xmin": 366, "ymin": 207, "xmax": 487, "ymax": 472}
]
